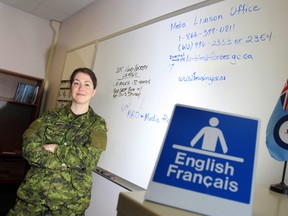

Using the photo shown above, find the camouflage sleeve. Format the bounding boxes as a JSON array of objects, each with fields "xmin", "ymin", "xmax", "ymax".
[
  {"xmin": 54, "ymin": 119, "xmax": 107, "ymax": 172},
  {"xmin": 22, "ymin": 113, "xmax": 63, "ymax": 169}
]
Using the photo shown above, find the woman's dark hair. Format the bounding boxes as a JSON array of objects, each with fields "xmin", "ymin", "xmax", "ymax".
[{"xmin": 70, "ymin": 67, "xmax": 97, "ymax": 89}]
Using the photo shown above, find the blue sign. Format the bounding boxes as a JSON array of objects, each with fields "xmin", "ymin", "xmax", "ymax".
[{"xmin": 152, "ymin": 104, "xmax": 259, "ymax": 204}]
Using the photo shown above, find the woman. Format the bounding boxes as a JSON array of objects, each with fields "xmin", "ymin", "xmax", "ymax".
[{"xmin": 8, "ymin": 67, "xmax": 107, "ymax": 215}]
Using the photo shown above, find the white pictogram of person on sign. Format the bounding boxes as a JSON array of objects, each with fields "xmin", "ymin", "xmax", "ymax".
[{"xmin": 190, "ymin": 117, "xmax": 228, "ymax": 154}]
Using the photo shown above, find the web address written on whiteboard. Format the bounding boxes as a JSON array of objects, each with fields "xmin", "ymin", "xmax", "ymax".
[{"xmin": 178, "ymin": 71, "xmax": 226, "ymax": 86}]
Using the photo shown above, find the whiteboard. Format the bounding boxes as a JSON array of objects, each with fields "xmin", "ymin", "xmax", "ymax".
[{"xmin": 92, "ymin": 0, "xmax": 288, "ymax": 188}]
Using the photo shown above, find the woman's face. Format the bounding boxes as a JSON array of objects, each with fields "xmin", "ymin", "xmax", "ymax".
[{"xmin": 71, "ymin": 72, "xmax": 96, "ymax": 106}]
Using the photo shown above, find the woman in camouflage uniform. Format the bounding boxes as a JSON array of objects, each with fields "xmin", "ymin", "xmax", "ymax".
[{"xmin": 8, "ymin": 68, "xmax": 107, "ymax": 216}]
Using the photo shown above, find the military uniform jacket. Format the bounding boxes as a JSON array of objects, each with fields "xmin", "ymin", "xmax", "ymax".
[{"xmin": 17, "ymin": 105, "xmax": 107, "ymax": 213}]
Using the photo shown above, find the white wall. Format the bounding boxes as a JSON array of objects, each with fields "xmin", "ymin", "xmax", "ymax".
[
  {"xmin": 86, "ymin": 173, "xmax": 127, "ymax": 216},
  {"xmin": 0, "ymin": 3, "xmax": 53, "ymax": 78},
  {"xmin": 48, "ymin": 0, "xmax": 285, "ymax": 215}
]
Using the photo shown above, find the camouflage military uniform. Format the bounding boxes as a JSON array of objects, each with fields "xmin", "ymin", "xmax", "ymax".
[{"xmin": 8, "ymin": 105, "xmax": 107, "ymax": 216}]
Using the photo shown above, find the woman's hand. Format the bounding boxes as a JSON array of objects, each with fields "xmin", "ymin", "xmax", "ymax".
[
  {"xmin": 43, "ymin": 144, "xmax": 68, "ymax": 168},
  {"xmin": 43, "ymin": 144, "xmax": 58, "ymax": 153}
]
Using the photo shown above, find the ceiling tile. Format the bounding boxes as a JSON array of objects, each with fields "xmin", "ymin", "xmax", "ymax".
[{"xmin": 0, "ymin": 0, "xmax": 97, "ymax": 22}]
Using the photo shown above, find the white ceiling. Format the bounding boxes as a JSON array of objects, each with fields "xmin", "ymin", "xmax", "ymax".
[{"xmin": 0, "ymin": 0, "xmax": 97, "ymax": 22}]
